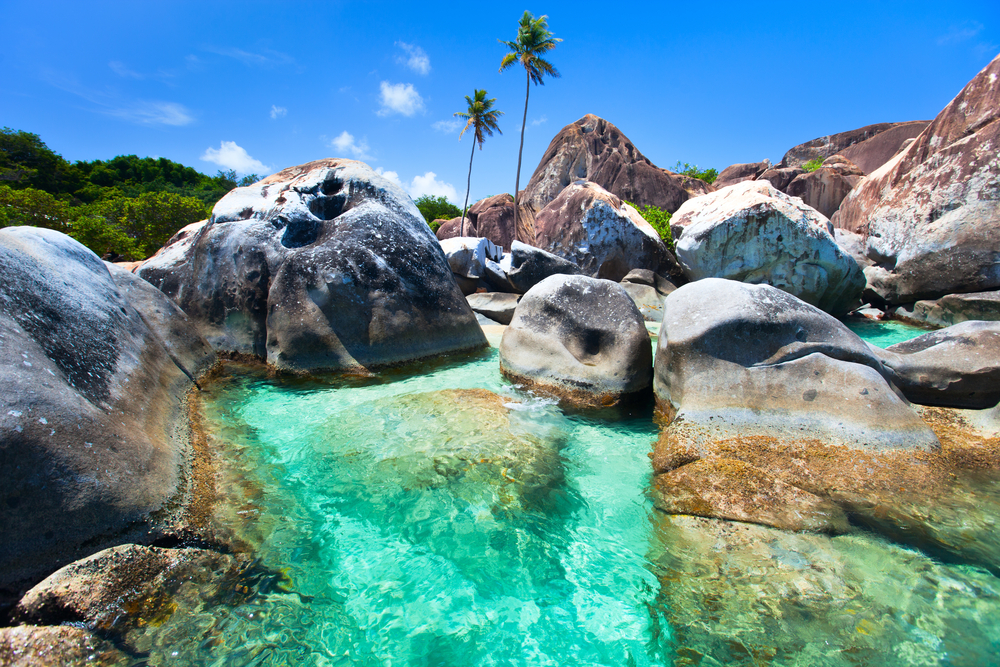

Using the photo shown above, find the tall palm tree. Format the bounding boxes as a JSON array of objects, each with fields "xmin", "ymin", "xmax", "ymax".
[
  {"xmin": 499, "ymin": 11, "xmax": 561, "ymax": 241},
  {"xmin": 455, "ymin": 89, "xmax": 503, "ymax": 237}
]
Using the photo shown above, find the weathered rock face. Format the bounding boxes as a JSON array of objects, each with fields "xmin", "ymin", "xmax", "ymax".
[
  {"xmin": 500, "ymin": 275, "xmax": 652, "ymax": 407},
  {"xmin": 435, "ymin": 194, "xmax": 517, "ymax": 251},
  {"xmin": 652, "ymin": 279, "xmax": 943, "ymax": 534},
  {"xmin": 0, "ymin": 227, "xmax": 213, "ymax": 593},
  {"xmin": 532, "ymin": 180, "xmax": 676, "ymax": 281},
  {"xmin": 873, "ymin": 321, "xmax": 1000, "ymax": 409},
  {"xmin": 138, "ymin": 159, "xmax": 487, "ymax": 372},
  {"xmin": 836, "ymin": 55, "xmax": 1000, "ymax": 304},
  {"xmin": 780, "ymin": 120, "xmax": 929, "ymax": 169},
  {"xmin": 897, "ymin": 290, "xmax": 1000, "ymax": 327},
  {"xmin": 758, "ymin": 166, "xmax": 805, "ymax": 192},
  {"xmin": 784, "ymin": 155, "xmax": 864, "ymax": 219},
  {"xmin": 670, "ymin": 180, "xmax": 865, "ymax": 314},
  {"xmin": 520, "ymin": 114, "xmax": 713, "ymax": 221},
  {"xmin": 501, "ymin": 240, "xmax": 583, "ymax": 294},
  {"xmin": 712, "ymin": 160, "xmax": 772, "ymax": 189},
  {"xmin": 833, "ymin": 227, "xmax": 874, "ymax": 269},
  {"xmin": 620, "ymin": 268, "xmax": 677, "ymax": 322},
  {"xmin": 838, "ymin": 120, "xmax": 931, "ymax": 174},
  {"xmin": 465, "ymin": 292, "xmax": 520, "ymax": 325}
]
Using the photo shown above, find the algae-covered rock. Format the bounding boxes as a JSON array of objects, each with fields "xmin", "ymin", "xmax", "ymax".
[{"xmin": 0, "ymin": 625, "xmax": 127, "ymax": 666}]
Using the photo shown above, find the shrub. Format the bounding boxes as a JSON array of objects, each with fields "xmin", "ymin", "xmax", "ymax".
[
  {"xmin": 802, "ymin": 158, "xmax": 824, "ymax": 172},
  {"xmin": 671, "ymin": 161, "xmax": 718, "ymax": 185},
  {"xmin": 625, "ymin": 200, "xmax": 674, "ymax": 251},
  {"xmin": 414, "ymin": 195, "xmax": 461, "ymax": 227}
]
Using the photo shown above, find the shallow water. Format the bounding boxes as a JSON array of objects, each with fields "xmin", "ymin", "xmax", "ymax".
[
  {"xmin": 843, "ymin": 317, "xmax": 934, "ymax": 348},
  {"xmin": 123, "ymin": 325, "xmax": 1000, "ymax": 666}
]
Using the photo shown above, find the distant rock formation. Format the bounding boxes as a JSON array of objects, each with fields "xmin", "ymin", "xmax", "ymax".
[
  {"xmin": 712, "ymin": 160, "xmax": 772, "ymax": 189},
  {"xmin": 784, "ymin": 154, "xmax": 865, "ymax": 219},
  {"xmin": 780, "ymin": 120, "xmax": 930, "ymax": 172}
]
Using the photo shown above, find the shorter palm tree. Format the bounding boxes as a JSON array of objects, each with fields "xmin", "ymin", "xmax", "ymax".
[{"xmin": 455, "ymin": 89, "xmax": 503, "ymax": 237}]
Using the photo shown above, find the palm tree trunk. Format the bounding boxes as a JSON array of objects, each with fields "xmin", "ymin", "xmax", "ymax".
[
  {"xmin": 461, "ymin": 139, "xmax": 475, "ymax": 237},
  {"xmin": 514, "ymin": 71, "xmax": 530, "ymax": 243}
]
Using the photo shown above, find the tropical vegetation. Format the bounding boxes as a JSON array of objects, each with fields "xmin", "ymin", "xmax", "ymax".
[
  {"xmin": 499, "ymin": 11, "xmax": 560, "ymax": 242},
  {"xmin": 626, "ymin": 200, "xmax": 674, "ymax": 251},
  {"xmin": 455, "ymin": 89, "xmax": 503, "ymax": 236},
  {"xmin": 671, "ymin": 161, "xmax": 719, "ymax": 185},
  {"xmin": 414, "ymin": 195, "xmax": 461, "ymax": 232},
  {"xmin": 802, "ymin": 157, "xmax": 824, "ymax": 172}
]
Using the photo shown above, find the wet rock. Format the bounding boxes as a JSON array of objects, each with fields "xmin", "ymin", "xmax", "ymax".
[
  {"xmin": 874, "ymin": 321, "xmax": 1000, "ymax": 409},
  {"xmin": 712, "ymin": 160, "xmax": 772, "ymax": 189},
  {"xmin": 532, "ymin": 180, "xmax": 677, "ymax": 281},
  {"xmin": 521, "ymin": 114, "xmax": 713, "ymax": 221},
  {"xmin": 670, "ymin": 180, "xmax": 865, "ymax": 314},
  {"xmin": 15, "ymin": 544, "xmax": 248, "ymax": 634},
  {"xmin": 836, "ymin": 55, "xmax": 1000, "ymax": 303},
  {"xmin": 0, "ymin": 625, "xmax": 127, "ymax": 666},
  {"xmin": 784, "ymin": 154, "xmax": 864, "ymax": 219},
  {"xmin": 898, "ymin": 291, "xmax": 1000, "ymax": 328},
  {"xmin": 465, "ymin": 292, "xmax": 519, "ymax": 325},
  {"xmin": 502, "ymin": 240, "xmax": 583, "ymax": 293},
  {"xmin": 500, "ymin": 275, "xmax": 651, "ymax": 407},
  {"xmin": 0, "ymin": 227, "xmax": 213, "ymax": 593},
  {"xmin": 138, "ymin": 159, "xmax": 486, "ymax": 372}
]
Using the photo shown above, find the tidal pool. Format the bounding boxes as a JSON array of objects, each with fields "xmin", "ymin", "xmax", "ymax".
[{"xmin": 122, "ymin": 326, "xmax": 1000, "ymax": 666}]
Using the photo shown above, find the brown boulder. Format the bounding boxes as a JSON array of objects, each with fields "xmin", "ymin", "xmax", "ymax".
[
  {"xmin": 836, "ymin": 54, "xmax": 1000, "ymax": 304},
  {"xmin": 780, "ymin": 121, "xmax": 927, "ymax": 169},
  {"xmin": 712, "ymin": 160, "xmax": 772, "ymax": 189},
  {"xmin": 520, "ymin": 114, "xmax": 713, "ymax": 222},
  {"xmin": 469, "ymin": 193, "xmax": 516, "ymax": 250},
  {"xmin": 758, "ymin": 166, "xmax": 805, "ymax": 192},
  {"xmin": 839, "ymin": 120, "xmax": 931, "ymax": 174},
  {"xmin": 784, "ymin": 154, "xmax": 864, "ymax": 219}
]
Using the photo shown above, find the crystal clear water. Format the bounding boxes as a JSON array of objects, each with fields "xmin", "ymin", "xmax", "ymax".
[
  {"xmin": 843, "ymin": 318, "xmax": 935, "ymax": 348},
  {"xmin": 121, "ymin": 326, "xmax": 1000, "ymax": 666}
]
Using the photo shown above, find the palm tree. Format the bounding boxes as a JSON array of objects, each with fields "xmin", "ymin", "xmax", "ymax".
[
  {"xmin": 499, "ymin": 11, "xmax": 561, "ymax": 241},
  {"xmin": 455, "ymin": 89, "xmax": 503, "ymax": 237}
]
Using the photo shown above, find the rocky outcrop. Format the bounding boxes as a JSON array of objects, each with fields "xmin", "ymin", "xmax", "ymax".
[
  {"xmin": 838, "ymin": 120, "xmax": 931, "ymax": 174},
  {"xmin": 896, "ymin": 290, "xmax": 1000, "ymax": 327},
  {"xmin": 466, "ymin": 292, "xmax": 520, "ymax": 325},
  {"xmin": 757, "ymin": 166, "xmax": 804, "ymax": 192},
  {"xmin": 500, "ymin": 240, "xmax": 583, "ymax": 294},
  {"xmin": 652, "ymin": 279, "xmax": 943, "ymax": 533},
  {"xmin": 520, "ymin": 114, "xmax": 713, "ymax": 221},
  {"xmin": 780, "ymin": 121, "xmax": 929, "ymax": 170},
  {"xmin": 670, "ymin": 180, "xmax": 865, "ymax": 314},
  {"xmin": 835, "ymin": 55, "xmax": 1000, "ymax": 304},
  {"xmin": 138, "ymin": 159, "xmax": 486, "ymax": 372},
  {"xmin": 712, "ymin": 160, "xmax": 772, "ymax": 189},
  {"xmin": 0, "ymin": 227, "xmax": 214, "ymax": 594},
  {"xmin": 500, "ymin": 275, "xmax": 651, "ymax": 407},
  {"xmin": 784, "ymin": 155, "xmax": 864, "ymax": 219},
  {"xmin": 874, "ymin": 321, "xmax": 1000, "ymax": 409},
  {"xmin": 532, "ymin": 180, "xmax": 677, "ymax": 281},
  {"xmin": 439, "ymin": 236, "xmax": 502, "ymax": 295}
]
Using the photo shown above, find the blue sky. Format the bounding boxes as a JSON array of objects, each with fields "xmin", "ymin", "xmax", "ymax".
[{"xmin": 3, "ymin": 1, "xmax": 998, "ymax": 206}]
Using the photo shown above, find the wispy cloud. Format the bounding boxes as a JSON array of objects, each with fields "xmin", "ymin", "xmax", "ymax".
[
  {"xmin": 531, "ymin": 115, "xmax": 548, "ymax": 127},
  {"xmin": 201, "ymin": 141, "xmax": 270, "ymax": 175},
  {"xmin": 331, "ymin": 131, "xmax": 373, "ymax": 161},
  {"xmin": 205, "ymin": 46, "xmax": 295, "ymax": 67},
  {"xmin": 108, "ymin": 101, "xmax": 194, "ymax": 126},
  {"xmin": 270, "ymin": 105, "xmax": 287, "ymax": 119},
  {"xmin": 109, "ymin": 61, "xmax": 143, "ymax": 79},
  {"xmin": 433, "ymin": 119, "xmax": 462, "ymax": 133},
  {"xmin": 937, "ymin": 21, "xmax": 983, "ymax": 45},
  {"xmin": 395, "ymin": 42, "xmax": 430, "ymax": 75},
  {"xmin": 377, "ymin": 81, "xmax": 424, "ymax": 117}
]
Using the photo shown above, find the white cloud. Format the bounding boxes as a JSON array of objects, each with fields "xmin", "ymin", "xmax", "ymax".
[
  {"xmin": 531, "ymin": 115, "xmax": 548, "ymax": 127},
  {"xmin": 433, "ymin": 119, "xmax": 463, "ymax": 133},
  {"xmin": 109, "ymin": 61, "xmax": 143, "ymax": 79},
  {"xmin": 377, "ymin": 81, "xmax": 424, "ymax": 117},
  {"xmin": 270, "ymin": 105, "xmax": 287, "ymax": 119},
  {"xmin": 409, "ymin": 172, "xmax": 457, "ymax": 201},
  {"xmin": 374, "ymin": 167, "xmax": 404, "ymax": 189},
  {"xmin": 201, "ymin": 141, "xmax": 270, "ymax": 175},
  {"xmin": 331, "ymin": 131, "xmax": 373, "ymax": 161},
  {"xmin": 108, "ymin": 101, "xmax": 194, "ymax": 126},
  {"xmin": 395, "ymin": 42, "xmax": 430, "ymax": 75}
]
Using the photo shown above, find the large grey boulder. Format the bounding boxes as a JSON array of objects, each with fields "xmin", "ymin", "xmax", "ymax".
[
  {"xmin": 532, "ymin": 180, "xmax": 676, "ymax": 281},
  {"xmin": 835, "ymin": 55, "xmax": 1000, "ymax": 304},
  {"xmin": 670, "ymin": 180, "xmax": 865, "ymax": 314},
  {"xmin": 138, "ymin": 159, "xmax": 486, "ymax": 372},
  {"xmin": 652, "ymin": 279, "xmax": 942, "ymax": 533},
  {"xmin": 500, "ymin": 275, "xmax": 652, "ymax": 407},
  {"xmin": 873, "ymin": 321, "xmax": 1000, "ymax": 409},
  {"xmin": 501, "ymin": 240, "xmax": 583, "ymax": 294},
  {"xmin": 466, "ymin": 292, "xmax": 520, "ymax": 325},
  {"xmin": 0, "ymin": 227, "xmax": 213, "ymax": 593}
]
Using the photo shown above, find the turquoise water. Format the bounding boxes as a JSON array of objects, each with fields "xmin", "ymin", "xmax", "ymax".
[
  {"xmin": 120, "ymin": 326, "xmax": 1000, "ymax": 666},
  {"xmin": 843, "ymin": 317, "xmax": 934, "ymax": 348}
]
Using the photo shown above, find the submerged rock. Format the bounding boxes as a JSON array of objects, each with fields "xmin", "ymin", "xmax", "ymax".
[
  {"xmin": 0, "ymin": 227, "xmax": 213, "ymax": 593},
  {"xmin": 670, "ymin": 180, "xmax": 865, "ymax": 315},
  {"xmin": 0, "ymin": 625, "xmax": 127, "ymax": 666},
  {"xmin": 138, "ymin": 158, "xmax": 486, "ymax": 372},
  {"xmin": 500, "ymin": 274, "xmax": 651, "ymax": 407}
]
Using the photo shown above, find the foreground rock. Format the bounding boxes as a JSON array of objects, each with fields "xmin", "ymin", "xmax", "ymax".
[
  {"xmin": 532, "ymin": 180, "xmax": 677, "ymax": 281},
  {"xmin": 520, "ymin": 114, "xmax": 713, "ymax": 220},
  {"xmin": 836, "ymin": 55, "xmax": 1000, "ymax": 303},
  {"xmin": 500, "ymin": 240, "xmax": 583, "ymax": 293},
  {"xmin": 500, "ymin": 275, "xmax": 651, "ymax": 407},
  {"xmin": 0, "ymin": 626, "xmax": 127, "ymax": 666},
  {"xmin": 0, "ymin": 227, "xmax": 214, "ymax": 594},
  {"xmin": 670, "ymin": 180, "xmax": 865, "ymax": 314},
  {"xmin": 138, "ymin": 159, "xmax": 486, "ymax": 372},
  {"xmin": 652, "ymin": 279, "xmax": 940, "ymax": 532},
  {"xmin": 784, "ymin": 154, "xmax": 864, "ymax": 219},
  {"xmin": 874, "ymin": 321, "xmax": 1000, "ymax": 409}
]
